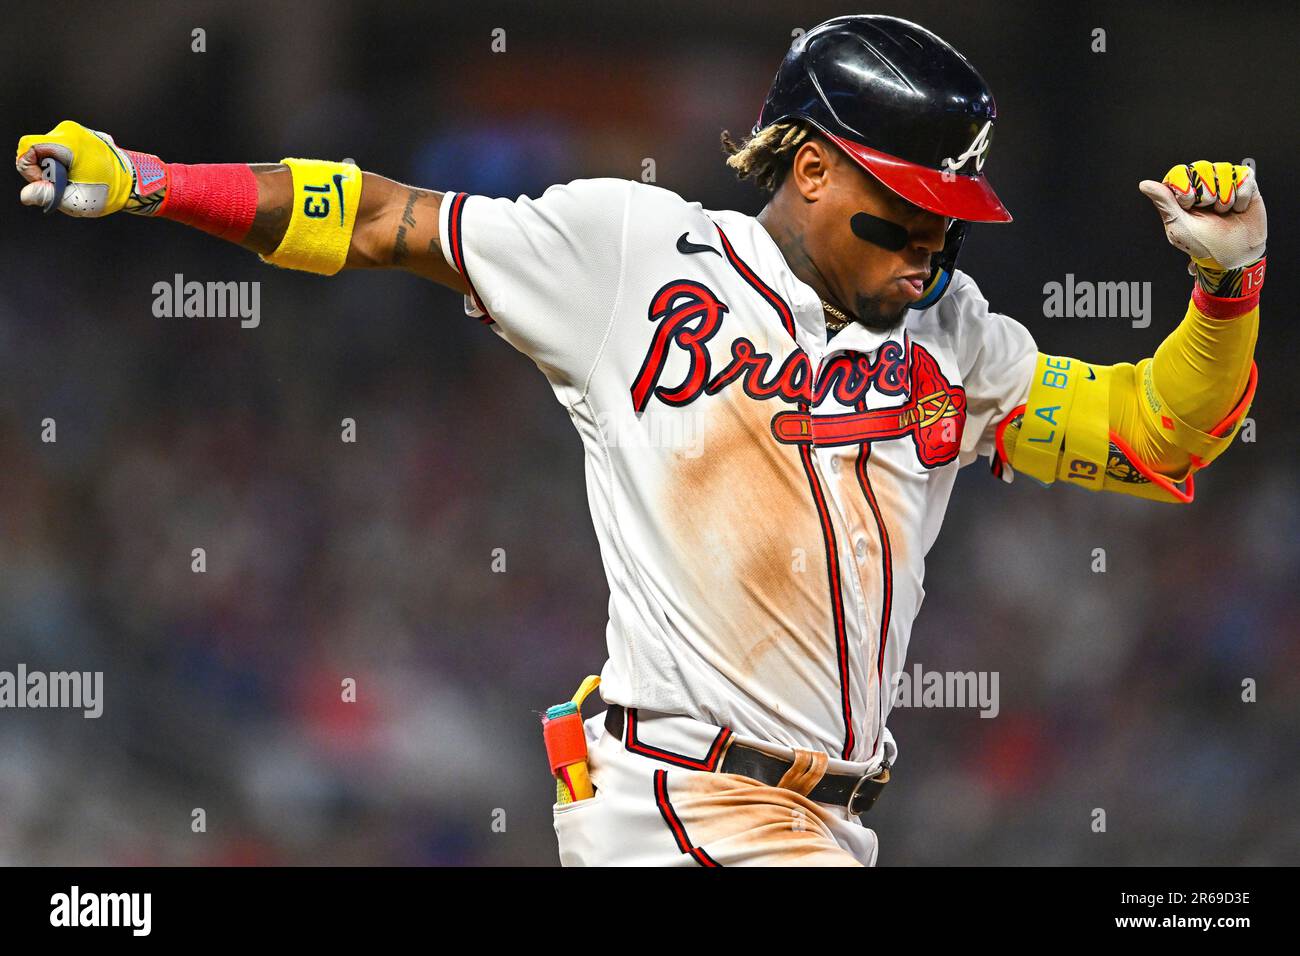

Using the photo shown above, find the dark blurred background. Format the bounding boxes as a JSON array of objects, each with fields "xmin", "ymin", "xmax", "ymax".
[{"xmin": 1, "ymin": 0, "xmax": 1297, "ymax": 865}]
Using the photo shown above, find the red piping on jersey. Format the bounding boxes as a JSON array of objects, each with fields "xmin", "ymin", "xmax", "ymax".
[
  {"xmin": 446, "ymin": 192, "xmax": 495, "ymax": 326},
  {"xmin": 853, "ymin": 402, "xmax": 894, "ymax": 760},
  {"xmin": 624, "ymin": 708, "xmax": 732, "ymax": 772},
  {"xmin": 714, "ymin": 224, "xmax": 855, "ymax": 759},
  {"xmin": 796, "ymin": 432, "xmax": 855, "ymax": 759},
  {"xmin": 654, "ymin": 770, "xmax": 721, "ymax": 867},
  {"xmin": 714, "ymin": 224, "xmax": 797, "ymax": 341}
]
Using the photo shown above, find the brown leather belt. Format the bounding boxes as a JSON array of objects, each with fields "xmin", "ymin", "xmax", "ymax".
[{"xmin": 604, "ymin": 705, "xmax": 890, "ymax": 816}]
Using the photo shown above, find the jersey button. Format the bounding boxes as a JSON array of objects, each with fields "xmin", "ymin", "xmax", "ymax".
[
  {"xmin": 855, "ymin": 538, "xmax": 869, "ymax": 561},
  {"xmin": 830, "ymin": 457, "xmax": 842, "ymax": 474}
]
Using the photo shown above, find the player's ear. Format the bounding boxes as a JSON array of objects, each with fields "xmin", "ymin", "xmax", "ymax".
[{"xmin": 788, "ymin": 138, "xmax": 833, "ymax": 202}]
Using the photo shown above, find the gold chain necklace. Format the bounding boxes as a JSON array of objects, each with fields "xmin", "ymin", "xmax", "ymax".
[{"xmin": 821, "ymin": 299, "xmax": 853, "ymax": 332}]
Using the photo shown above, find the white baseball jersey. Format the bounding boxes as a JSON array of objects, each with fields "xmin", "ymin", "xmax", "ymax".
[{"xmin": 438, "ymin": 178, "xmax": 1037, "ymax": 769}]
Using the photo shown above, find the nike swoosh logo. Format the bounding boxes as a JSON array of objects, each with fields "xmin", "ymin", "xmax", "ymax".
[
  {"xmin": 1086, "ymin": 367, "xmax": 1096, "ymax": 380},
  {"xmin": 332, "ymin": 173, "xmax": 346, "ymax": 225},
  {"xmin": 677, "ymin": 232, "xmax": 720, "ymax": 257}
]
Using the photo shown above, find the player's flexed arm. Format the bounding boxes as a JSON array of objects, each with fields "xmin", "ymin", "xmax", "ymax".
[
  {"xmin": 15, "ymin": 120, "xmax": 468, "ymax": 290},
  {"xmin": 994, "ymin": 161, "xmax": 1266, "ymax": 503}
]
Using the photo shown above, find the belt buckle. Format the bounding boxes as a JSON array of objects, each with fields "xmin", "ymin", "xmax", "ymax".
[{"xmin": 847, "ymin": 762, "xmax": 890, "ymax": 816}]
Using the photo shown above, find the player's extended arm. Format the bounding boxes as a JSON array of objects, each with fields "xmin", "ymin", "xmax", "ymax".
[
  {"xmin": 996, "ymin": 161, "xmax": 1266, "ymax": 503},
  {"xmin": 14, "ymin": 120, "xmax": 468, "ymax": 292}
]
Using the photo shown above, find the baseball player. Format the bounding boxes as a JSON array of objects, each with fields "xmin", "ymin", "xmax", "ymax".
[{"xmin": 16, "ymin": 15, "xmax": 1264, "ymax": 866}]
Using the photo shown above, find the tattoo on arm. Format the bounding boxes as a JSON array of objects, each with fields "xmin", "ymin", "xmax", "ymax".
[
  {"xmin": 245, "ymin": 203, "xmax": 290, "ymax": 253},
  {"xmin": 240, "ymin": 164, "xmax": 293, "ymax": 255},
  {"xmin": 235, "ymin": 168, "xmax": 462, "ymax": 290},
  {"xmin": 393, "ymin": 188, "xmax": 420, "ymax": 265}
]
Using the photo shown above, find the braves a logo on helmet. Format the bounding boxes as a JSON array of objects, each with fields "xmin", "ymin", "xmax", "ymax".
[{"xmin": 941, "ymin": 120, "xmax": 993, "ymax": 175}]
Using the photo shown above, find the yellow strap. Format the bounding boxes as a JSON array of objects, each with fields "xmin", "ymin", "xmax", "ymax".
[
  {"xmin": 1015, "ymin": 353, "xmax": 1081, "ymax": 484},
  {"xmin": 261, "ymin": 158, "xmax": 362, "ymax": 276},
  {"xmin": 571, "ymin": 675, "xmax": 601, "ymax": 709},
  {"xmin": 1059, "ymin": 363, "xmax": 1111, "ymax": 491},
  {"xmin": 1004, "ymin": 344, "xmax": 1255, "ymax": 504}
]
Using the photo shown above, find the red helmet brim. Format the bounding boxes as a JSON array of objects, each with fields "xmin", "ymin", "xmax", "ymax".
[{"xmin": 827, "ymin": 133, "xmax": 1013, "ymax": 223}]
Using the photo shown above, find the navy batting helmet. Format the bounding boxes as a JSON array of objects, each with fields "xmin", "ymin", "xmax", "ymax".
[{"xmin": 756, "ymin": 15, "xmax": 1010, "ymax": 307}]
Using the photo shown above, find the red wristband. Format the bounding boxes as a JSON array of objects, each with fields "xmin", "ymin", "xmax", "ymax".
[
  {"xmin": 1192, "ymin": 283, "xmax": 1260, "ymax": 319},
  {"xmin": 1192, "ymin": 257, "xmax": 1265, "ymax": 319},
  {"xmin": 157, "ymin": 163, "xmax": 260, "ymax": 243}
]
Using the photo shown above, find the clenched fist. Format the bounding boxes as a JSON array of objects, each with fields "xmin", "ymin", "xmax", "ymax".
[
  {"xmin": 15, "ymin": 119, "xmax": 166, "ymax": 217},
  {"xmin": 1140, "ymin": 161, "xmax": 1266, "ymax": 272}
]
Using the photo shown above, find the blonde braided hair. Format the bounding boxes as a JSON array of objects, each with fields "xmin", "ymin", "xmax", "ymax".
[{"xmin": 720, "ymin": 120, "xmax": 814, "ymax": 192}]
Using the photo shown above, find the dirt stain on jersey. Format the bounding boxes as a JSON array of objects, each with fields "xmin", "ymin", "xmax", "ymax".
[
  {"xmin": 667, "ymin": 771, "xmax": 863, "ymax": 866},
  {"xmin": 663, "ymin": 386, "xmax": 835, "ymax": 685}
]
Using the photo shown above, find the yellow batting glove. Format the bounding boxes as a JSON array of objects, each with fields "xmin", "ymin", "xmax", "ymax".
[
  {"xmin": 1139, "ymin": 160, "xmax": 1266, "ymax": 274},
  {"xmin": 15, "ymin": 120, "xmax": 166, "ymax": 217}
]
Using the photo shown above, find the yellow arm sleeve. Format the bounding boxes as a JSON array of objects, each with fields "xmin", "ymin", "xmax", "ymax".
[
  {"xmin": 1115, "ymin": 293, "xmax": 1258, "ymax": 473},
  {"xmin": 997, "ymin": 290, "xmax": 1258, "ymax": 503}
]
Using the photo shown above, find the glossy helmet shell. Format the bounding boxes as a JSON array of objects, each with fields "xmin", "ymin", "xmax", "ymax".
[{"xmin": 756, "ymin": 15, "xmax": 1010, "ymax": 307}]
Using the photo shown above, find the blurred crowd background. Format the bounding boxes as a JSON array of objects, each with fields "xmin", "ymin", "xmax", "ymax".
[{"xmin": 1, "ymin": 0, "xmax": 1297, "ymax": 866}]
